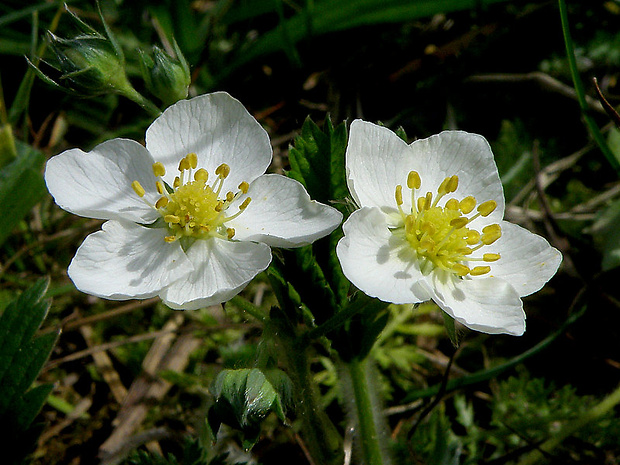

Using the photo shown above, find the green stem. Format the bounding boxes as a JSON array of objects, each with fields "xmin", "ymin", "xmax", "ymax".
[
  {"xmin": 277, "ymin": 330, "xmax": 342, "ymax": 465},
  {"xmin": 558, "ymin": 0, "xmax": 620, "ymax": 172},
  {"xmin": 346, "ymin": 357, "xmax": 388, "ymax": 465},
  {"xmin": 227, "ymin": 295, "xmax": 268, "ymax": 323},
  {"xmin": 517, "ymin": 382, "xmax": 620, "ymax": 465},
  {"xmin": 118, "ymin": 87, "xmax": 162, "ymax": 118}
]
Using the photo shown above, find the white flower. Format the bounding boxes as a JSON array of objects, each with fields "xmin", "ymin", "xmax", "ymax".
[
  {"xmin": 45, "ymin": 92, "xmax": 342, "ymax": 310},
  {"xmin": 336, "ymin": 120, "xmax": 562, "ymax": 336}
]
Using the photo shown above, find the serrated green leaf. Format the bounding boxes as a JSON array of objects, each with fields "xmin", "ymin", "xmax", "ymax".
[
  {"xmin": 15, "ymin": 384, "xmax": 54, "ymax": 431},
  {"xmin": 0, "ymin": 141, "xmax": 47, "ymax": 247}
]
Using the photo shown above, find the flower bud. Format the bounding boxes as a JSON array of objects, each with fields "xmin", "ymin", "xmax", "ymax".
[
  {"xmin": 139, "ymin": 44, "xmax": 190, "ymax": 106},
  {"xmin": 46, "ymin": 32, "xmax": 132, "ymax": 96}
]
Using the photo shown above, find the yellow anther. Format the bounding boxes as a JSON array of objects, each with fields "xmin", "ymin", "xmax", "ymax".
[
  {"xmin": 395, "ymin": 185, "xmax": 404, "ymax": 206},
  {"xmin": 477, "ymin": 200, "xmax": 497, "ymax": 217},
  {"xmin": 405, "ymin": 215, "xmax": 416, "ymax": 233},
  {"xmin": 239, "ymin": 197, "xmax": 252, "ymax": 210},
  {"xmin": 421, "ymin": 221, "xmax": 436, "ymax": 236},
  {"xmin": 424, "ymin": 192, "xmax": 433, "ymax": 210},
  {"xmin": 452, "ymin": 264, "xmax": 470, "ymax": 276},
  {"xmin": 152, "ymin": 162, "xmax": 166, "ymax": 177},
  {"xmin": 227, "ymin": 227, "xmax": 236, "ymax": 239},
  {"xmin": 470, "ymin": 266, "xmax": 491, "ymax": 276},
  {"xmin": 239, "ymin": 181, "xmax": 249, "ymax": 194},
  {"xmin": 194, "ymin": 168, "xmax": 208, "ymax": 182},
  {"xmin": 164, "ymin": 214, "xmax": 181, "ymax": 224},
  {"xmin": 466, "ymin": 230, "xmax": 480, "ymax": 245},
  {"xmin": 164, "ymin": 235, "xmax": 177, "ymax": 243},
  {"xmin": 417, "ymin": 197, "xmax": 426, "ymax": 212},
  {"xmin": 450, "ymin": 217, "xmax": 468, "ymax": 229},
  {"xmin": 438, "ymin": 176, "xmax": 451, "ymax": 195},
  {"xmin": 173, "ymin": 176, "xmax": 181, "ymax": 188},
  {"xmin": 459, "ymin": 196, "xmax": 476, "ymax": 214},
  {"xmin": 407, "ymin": 171, "xmax": 421, "ymax": 189},
  {"xmin": 446, "ymin": 175, "xmax": 459, "ymax": 193},
  {"xmin": 131, "ymin": 181, "xmax": 146, "ymax": 197},
  {"xmin": 178, "ymin": 157, "xmax": 190, "ymax": 171},
  {"xmin": 155, "ymin": 197, "xmax": 169, "ymax": 209},
  {"xmin": 215, "ymin": 163, "xmax": 230, "ymax": 178},
  {"xmin": 445, "ymin": 198, "xmax": 459, "ymax": 210},
  {"xmin": 226, "ymin": 191, "xmax": 235, "ymax": 202},
  {"xmin": 186, "ymin": 152, "xmax": 198, "ymax": 169},
  {"xmin": 457, "ymin": 247, "xmax": 472, "ymax": 255},
  {"xmin": 483, "ymin": 253, "xmax": 501, "ymax": 262},
  {"xmin": 481, "ymin": 224, "xmax": 502, "ymax": 245},
  {"xmin": 420, "ymin": 236, "xmax": 435, "ymax": 252},
  {"xmin": 215, "ymin": 201, "xmax": 224, "ymax": 212},
  {"xmin": 156, "ymin": 181, "xmax": 165, "ymax": 195}
]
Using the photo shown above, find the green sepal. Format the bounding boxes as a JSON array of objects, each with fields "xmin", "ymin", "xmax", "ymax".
[
  {"xmin": 441, "ymin": 311, "xmax": 460, "ymax": 348},
  {"xmin": 208, "ymin": 367, "xmax": 292, "ymax": 450}
]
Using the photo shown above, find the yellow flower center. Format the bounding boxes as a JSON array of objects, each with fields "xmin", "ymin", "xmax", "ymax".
[
  {"xmin": 131, "ymin": 153, "xmax": 251, "ymax": 243},
  {"xmin": 393, "ymin": 171, "xmax": 501, "ymax": 277}
]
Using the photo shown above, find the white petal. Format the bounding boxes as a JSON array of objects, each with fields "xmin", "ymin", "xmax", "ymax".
[
  {"xmin": 45, "ymin": 139, "xmax": 160, "ymax": 223},
  {"xmin": 345, "ymin": 120, "xmax": 411, "ymax": 211},
  {"xmin": 229, "ymin": 174, "xmax": 342, "ymax": 248},
  {"xmin": 430, "ymin": 272, "xmax": 525, "ymax": 336},
  {"xmin": 336, "ymin": 208, "xmax": 431, "ymax": 304},
  {"xmin": 487, "ymin": 221, "xmax": 562, "ymax": 297},
  {"xmin": 68, "ymin": 221, "xmax": 192, "ymax": 300},
  {"xmin": 409, "ymin": 131, "xmax": 505, "ymax": 227},
  {"xmin": 145, "ymin": 92, "xmax": 272, "ymax": 189},
  {"xmin": 160, "ymin": 238, "xmax": 272, "ymax": 310}
]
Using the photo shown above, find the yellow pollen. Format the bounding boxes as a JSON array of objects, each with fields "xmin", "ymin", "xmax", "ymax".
[
  {"xmin": 391, "ymin": 171, "xmax": 502, "ymax": 278},
  {"xmin": 131, "ymin": 154, "xmax": 250, "ymax": 242},
  {"xmin": 132, "ymin": 181, "xmax": 145, "ymax": 197},
  {"xmin": 152, "ymin": 162, "xmax": 166, "ymax": 177}
]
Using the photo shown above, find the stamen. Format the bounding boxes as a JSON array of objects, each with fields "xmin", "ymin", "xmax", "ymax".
[
  {"xmin": 452, "ymin": 264, "xmax": 470, "ymax": 276},
  {"xmin": 227, "ymin": 228, "xmax": 235, "ymax": 239},
  {"xmin": 481, "ymin": 224, "xmax": 502, "ymax": 245},
  {"xmin": 156, "ymin": 181, "xmax": 165, "ymax": 195},
  {"xmin": 477, "ymin": 200, "xmax": 497, "ymax": 217},
  {"xmin": 186, "ymin": 152, "xmax": 198, "ymax": 169},
  {"xmin": 445, "ymin": 198, "xmax": 459, "ymax": 210},
  {"xmin": 395, "ymin": 185, "xmax": 404, "ymax": 206},
  {"xmin": 459, "ymin": 196, "xmax": 476, "ymax": 214},
  {"xmin": 407, "ymin": 171, "xmax": 421, "ymax": 189},
  {"xmin": 215, "ymin": 163, "xmax": 230, "ymax": 178},
  {"xmin": 239, "ymin": 181, "xmax": 249, "ymax": 194},
  {"xmin": 165, "ymin": 214, "xmax": 180, "ymax": 224},
  {"xmin": 483, "ymin": 253, "xmax": 501, "ymax": 262},
  {"xmin": 132, "ymin": 181, "xmax": 146, "ymax": 197},
  {"xmin": 450, "ymin": 217, "xmax": 468, "ymax": 229},
  {"xmin": 155, "ymin": 197, "xmax": 168, "ymax": 209},
  {"xmin": 194, "ymin": 168, "xmax": 208, "ymax": 182},
  {"xmin": 239, "ymin": 197, "xmax": 252, "ymax": 210},
  {"xmin": 152, "ymin": 162, "xmax": 166, "ymax": 177},
  {"xmin": 470, "ymin": 266, "xmax": 491, "ymax": 276}
]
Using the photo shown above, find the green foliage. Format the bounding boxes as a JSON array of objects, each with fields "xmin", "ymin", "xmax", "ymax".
[
  {"xmin": 0, "ymin": 141, "xmax": 46, "ymax": 248},
  {"xmin": 124, "ymin": 437, "xmax": 227, "ymax": 465},
  {"xmin": 208, "ymin": 368, "xmax": 292, "ymax": 450},
  {"xmin": 0, "ymin": 278, "xmax": 59, "ymax": 465}
]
